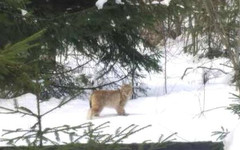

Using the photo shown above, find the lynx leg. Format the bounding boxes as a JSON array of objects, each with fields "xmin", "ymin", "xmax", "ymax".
[
  {"xmin": 91, "ymin": 106, "xmax": 103, "ymax": 117},
  {"xmin": 87, "ymin": 109, "xmax": 93, "ymax": 120},
  {"xmin": 116, "ymin": 106, "xmax": 126, "ymax": 115}
]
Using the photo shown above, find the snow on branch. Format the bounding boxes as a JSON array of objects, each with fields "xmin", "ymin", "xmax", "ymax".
[
  {"xmin": 96, "ymin": 0, "xmax": 108, "ymax": 9},
  {"xmin": 150, "ymin": 0, "xmax": 171, "ymax": 5},
  {"xmin": 96, "ymin": 0, "xmax": 171, "ymax": 9},
  {"xmin": 158, "ymin": 0, "xmax": 171, "ymax": 6}
]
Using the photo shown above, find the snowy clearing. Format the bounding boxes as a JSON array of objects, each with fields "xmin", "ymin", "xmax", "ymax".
[{"xmin": 0, "ymin": 41, "xmax": 240, "ymax": 150}]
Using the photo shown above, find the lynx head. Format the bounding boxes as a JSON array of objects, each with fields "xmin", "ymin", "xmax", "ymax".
[{"xmin": 120, "ymin": 84, "xmax": 132, "ymax": 97}]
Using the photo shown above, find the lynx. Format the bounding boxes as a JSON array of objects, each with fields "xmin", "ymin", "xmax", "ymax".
[{"xmin": 87, "ymin": 84, "xmax": 132, "ymax": 119}]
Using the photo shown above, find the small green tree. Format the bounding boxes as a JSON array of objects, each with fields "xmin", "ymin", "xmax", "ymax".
[
  {"xmin": 0, "ymin": 29, "xmax": 45, "ymax": 97},
  {"xmin": 228, "ymin": 94, "xmax": 240, "ymax": 118},
  {"xmin": 0, "ymin": 97, "xmax": 151, "ymax": 147}
]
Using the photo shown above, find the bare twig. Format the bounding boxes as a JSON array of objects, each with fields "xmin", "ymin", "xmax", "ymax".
[
  {"xmin": 52, "ymin": 73, "xmax": 130, "ymax": 91},
  {"xmin": 194, "ymin": 106, "xmax": 227, "ymax": 118},
  {"xmin": 0, "ymin": 106, "xmax": 37, "ymax": 117},
  {"xmin": 41, "ymin": 92, "xmax": 80, "ymax": 117},
  {"xmin": 181, "ymin": 66, "xmax": 228, "ymax": 79}
]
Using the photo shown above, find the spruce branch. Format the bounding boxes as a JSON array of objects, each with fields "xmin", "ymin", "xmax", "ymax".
[{"xmin": 0, "ymin": 106, "xmax": 37, "ymax": 117}]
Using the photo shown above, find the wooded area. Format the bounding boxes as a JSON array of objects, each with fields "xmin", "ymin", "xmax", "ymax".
[
  {"xmin": 1, "ymin": 0, "xmax": 239, "ymax": 99},
  {"xmin": 0, "ymin": 0, "xmax": 239, "ymax": 148}
]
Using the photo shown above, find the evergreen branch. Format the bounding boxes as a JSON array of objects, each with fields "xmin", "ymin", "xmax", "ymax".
[
  {"xmin": 212, "ymin": 126, "xmax": 230, "ymax": 141},
  {"xmin": 1, "ymin": 132, "xmax": 37, "ymax": 145},
  {"xmin": 17, "ymin": 106, "xmax": 37, "ymax": 117},
  {"xmin": 35, "ymin": 6, "xmax": 96, "ymax": 22},
  {"xmin": 95, "ymin": 61, "xmax": 118, "ymax": 80},
  {"xmin": 112, "ymin": 124, "xmax": 151, "ymax": 144},
  {"xmin": 158, "ymin": 132, "xmax": 177, "ymax": 143},
  {"xmin": 48, "ymin": 59, "xmax": 92, "ymax": 75},
  {"xmin": 41, "ymin": 136, "xmax": 60, "ymax": 145},
  {"xmin": 2, "ymin": 129, "xmax": 36, "ymax": 136},
  {"xmin": 32, "ymin": 3, "xmax": 143, "ymax": 22},
  {"xmin": 1, "ymin": 29, "xmax": 46, "ymax": 55},
  {"xmin": 0, "ymin": 106, "xmax": 37, "ymax": 117},
  {"xmin": 42, "ymin": 123, "xmax": 91, "ymax": 134},
  {"xmin": 1, "ymin": 128, "xmax": 37, "ymax": 145},
  {"xmin": 74, "ymin": 122, "xmax": 110, "ymax": 143},
  {"xmin": 87, "ymin": 124, "xmax": 152, "ymax": 144}
]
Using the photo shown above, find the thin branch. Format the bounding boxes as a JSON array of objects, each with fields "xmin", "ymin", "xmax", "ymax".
[
  {"xmin": 44, "ymin": 123, "xmax": 91, "ymax": 134},
  {"xmin": 51, "ymin": 59, "xmax": 92, "ymax": 75},
  {"xmin": 196, "ymin": 66, "xmax": 228, "ymax": 74},
  {"xmin": 113, "ymin": 124, "xmax": 151, "ymax": 144},
  {"xmin": 95, "ymin": 61, "xmax": 118, "ymax": 80},
  {"xmin": 41, "ymin": 92, "xmax": 80, "ymax": 117},
  {"xmin": 181, "ymin": 66, "xmax": 228, "ymax": 79},
  {"xmin": 73, "ymin": 122, "xmax": 110, "ymax": 143},
  {"xmin": 52, "ymin": 73, "xmax": 130, "ymax": 91},
  {"xmin": 220, "ymin": 63, "xmax": 233, "ymax": 69},
  {"xmin": 194, "ymin": 106, "xmax": 227, "ymax": 118},
  {"xmin": 0, "ymin": 106, "xmax": 37, "ymax": 117},
  {"xmin": 181, "ymin": 67, "xmax": 193, "ymax": 80}
]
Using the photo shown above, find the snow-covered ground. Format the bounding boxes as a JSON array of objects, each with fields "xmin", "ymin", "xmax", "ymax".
[{"xmin": 0, "ymin": 40, "xmax": 240, "ymax": 150}]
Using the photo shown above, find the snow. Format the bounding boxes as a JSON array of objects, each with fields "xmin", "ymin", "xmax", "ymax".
[
  {"xmin": 95, "ymin": 0, "xmax": 124, "ymax": 9},
  {"xmin": 151, "ymin": 1, "xmax": 160, "ymax": 5},
  {"xmin": 95, "ymin": 0, "xmax": 171, "ymax": 9},
  {"xmin": 20, "ymin": 9, "xmax": 27, "ymax": 16},
  {"xmin": 152, "ymin": 0, "xmax": 171, "ymax": 6},
  {"xmin": 0, "ymin": 40, "xmax": 240, "ymax": 150},
  {"xmin": 110, "ymin": 20, "xmax": 116, "ymax": 27},
  {"xmin": 225, "ymin": 122, "xmax": 240, "ymax": 150},
  {"xmin": 176, "ymin": 4, "xmax": 184, "ymax": 8},
  {"xmin": 115, "ymin": 0, "xmax": 124, "ymax": 5},
  {"xmin": 160, "ymin": 0, "xmax": 171, "ymax": 6},
  {"xmin": 95, "ymin": 0, "xmax": 108, "ymax": 10}
]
